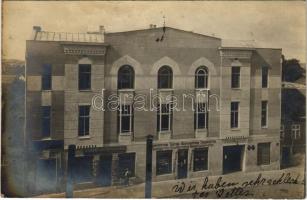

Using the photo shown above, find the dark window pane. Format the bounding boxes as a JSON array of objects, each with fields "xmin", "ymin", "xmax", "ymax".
[
  {"xmin": 161, "ymin": 115, "xmax": 169, "ymax": 131},
  {"xmin": 156, "ymin": 150, "xmax": 172, "ymax": 175},
  {"xmin": 231, "ymin": 67, "xmax": 240, "ymax": 88},
  {"xmin": 261, "ymin": 101, "xmax": 268, "ymax": 127},
  {"xmin": 41, "ymin": 106, "xmax": 51, "ymax": 137},
  {"xmin": 121, "ymin": 116, "xmax": 130, "ymax": 132},
  {"xmin": 42, "ymin": 64, "xmax": 52, "ymax": 90},
  {"xmin": 158, "ymin": 66, "xmax": 173, "ymax": 89},
  {"xmin": 195, "ymin": 67, "xmax": 208, "ymax": 89},
  {"xmin": 118, "ymin": 153, "xmax": 136, "ymax": 177},
  {"xmin": 79, "ymin": 64, "xmax": 91, "ymax": 90},
  {"xmin": 193, "ymin": 148, "xmax": 208, "ymax": 171},
  {"xmin": 118, "ymin": 65, "xmax": 134, "ymax": 89},
  {"xmin": 231, "ymin": 102, "xmax": 239, "ymax": 128},
  {"xmin": 74, "ymin": 156, "xmax": 93, "ymax": 183},
  {"xmin": 262, "ymin": 67, "xmax": 268, "ymax": 88}
]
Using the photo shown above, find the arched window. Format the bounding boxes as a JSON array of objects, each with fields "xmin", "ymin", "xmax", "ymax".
[
  {"xmin": 158, "ymin": 66, "xmax": 173, "ymax": 89},
  {"xmin": 118, "ymin": 65, "xmax": 134, "ymax": 89},
  {"xmin": 195, "ymin": 67, "xmax": 208, "ymax": 89}
]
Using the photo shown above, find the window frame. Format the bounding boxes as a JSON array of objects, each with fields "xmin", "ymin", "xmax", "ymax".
[
  {"xmin": 195, "ymin": 67, "xmax": 209, "ymax": 89},
  {"xmin": 79, "ymin": 64, "xmax": 91, "ymax": 91},
  {"xmin": 41, "ymin": 106, "xmax": 51, "ymax": 138},
  {"xmin": 157, "ymin": 103, "xmax": 172, "ymax": 132},
  {"xmin": 257, "ymin": 143, "xmax": 270, "ymax": 165},
  {"xmin": 231, "ymin": 66, "xmax": 241, "ymax": 89},
  {"xmin": 195, "ymin": 103, "xmax": 209, "ymax": 130},
  {"xmin": 118, "ymin": 104, "xmax": 133, "ymax": 134},
  {"xmin": 261, "ymin": 66, "xmax": 269, "ymax": 88},
  {"xmin": 156, "ymin": 150, "xmax": 173, "ymax": 175},
  {"xmin": 42, "ymin": 64, "xmax": 52, "ymax": 90},
  {"xmin": 118, "ymin": 152, "xmax": 136, "ymax": 177},
  {"xmin": 118, "ymin": 65, "xmax": 135, "ymax": 90},
  {"xmin": 193, "ymin": 148, "xmax": 209, "ymax": 172},
  {"xmin": 291, "ymin": 124, "xmax": 300, "ymax": 139},
  {"xmin": 261, "ymin": 101, "xmax": 268, "ymax": 128},
  {"xmin": 230, "ymin": 101, "xmax": 239, "ymax": 128},
  {"xmin": 158, "ymin": 66, "xmax": 173, "ymax": 89},
  {"xmin": 78, "ymin": 105, "xmax": 90, "ymax": 137}
]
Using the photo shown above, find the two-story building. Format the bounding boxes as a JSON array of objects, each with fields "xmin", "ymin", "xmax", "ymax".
[{"xmin": 25, "ymin": 25, "xmax": 282, "ymax": 195}]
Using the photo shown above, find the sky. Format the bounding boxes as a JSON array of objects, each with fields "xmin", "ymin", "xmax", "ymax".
[{"xmin": 2, "ymin": 1, "xmax": 306, "ymax": 62}]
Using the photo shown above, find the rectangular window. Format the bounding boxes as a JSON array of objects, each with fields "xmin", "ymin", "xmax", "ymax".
[
  {"xmin": 262, "ymin": 67, "xmax": 268, "ymax": 88},
  {"xmin": 157, "ymin": 104, "xmax": 172, "ymax": 132},
  {"xmin": 42, "ymin": 64, "xmax": 52, "ymax": 90},
  {"xmin": 42, "ymin": 106, "xmax": 51, "ymax": 138},
  {"xmin": 118, "ymin": 153, "xmax": 136, "ymax": 177},
  {"xmin": 231, "ymin": 102, "xmax": 239, "ymax": 128},
  {"xmin": 291, "ymin": 124, "xmax": 300, "ymax": 139},
  {"xmin": 257, "ymin": 143, "xmax": 270, "ymax": 165},
  {"xmin": 193, "ymin": 148, "xmax": 208, "ymax": 171},
  {"xmin": 118, "ymin": 105, "xmax": 133, "ymax": 134},
  {"xmin": 79, "ymin": 64, "xmax": 91, "ymax": 90},
  {"xmin": 78, "ymin": 105, "xmax": 90, "ymax": 136},
  {"xmin": 261, "ymin": 101, "xmax": 268, "ymax": 127},
  {"xmin": 231, "ymin": 67, "xmax": 240, "ymax": 88},
  {"xmin": 156, "ymin": 150, "xmax": 172, "ymax": 175},
  {"xmin": 195, "ymin": 103, "xmax": 208, "ymax": 130}
]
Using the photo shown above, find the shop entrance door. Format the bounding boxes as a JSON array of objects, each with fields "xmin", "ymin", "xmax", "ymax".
[
  {"xmin": 223, "ymin": 145, "xmax": 244, "ymax": 174},
  {"xmin": 177, "ymin": 149, "xmax": 188, "ymax": 179}
]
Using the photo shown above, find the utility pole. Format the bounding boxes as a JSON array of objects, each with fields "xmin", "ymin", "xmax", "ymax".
[
  {"xmin": 145, "ymin": 135, "xmax": 153, "ymax": 198},
  {"xmin": 66, "ymin": 145, "xmax": 76, "ymax": 198}
]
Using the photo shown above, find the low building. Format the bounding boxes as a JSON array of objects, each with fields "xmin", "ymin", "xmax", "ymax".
[{"xmin": 25, "ymin": 25, "xmax": 282, "ymax": 195}]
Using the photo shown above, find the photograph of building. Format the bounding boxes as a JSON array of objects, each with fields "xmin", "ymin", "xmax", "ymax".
[{"xmin": 25, "ymin": 24, "xmax": 282, "ymax": 194}]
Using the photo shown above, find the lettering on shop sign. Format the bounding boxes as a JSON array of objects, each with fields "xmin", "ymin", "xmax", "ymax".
[
  {"xmin": 153, "ymin": 140, "xmax": 216, "ymax": 150},
  {"xmin": 171, "ymin": 172, "xmax": 303, "ymax": 198}
]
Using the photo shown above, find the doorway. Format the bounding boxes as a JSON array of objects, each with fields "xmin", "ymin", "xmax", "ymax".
[
  {"xmin": 97, "ymin": 154, "xmax": 112, "ymax": 186},
  {"xmin": 223, "ymin": 145, "xmax": 244, "ymax": 174},
  {"xmin": 177, "ymin": 149, "xmax": 188, "ymax": 179},
  {"xmin": 281, "ymin": 147, "xmax": 291, "ymax": 168}
]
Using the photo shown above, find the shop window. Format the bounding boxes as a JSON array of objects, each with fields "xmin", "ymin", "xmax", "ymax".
[
  {"xmin": 257, "ymin": 143, "xmax": 270, "ymax": 165},
  {"xmin": 193, "ymin": 148, "xmax": 208, "ymax": 171},
  {"xmin": 156, "ymin": 150, "xmax": 172, "ymax": 175}
]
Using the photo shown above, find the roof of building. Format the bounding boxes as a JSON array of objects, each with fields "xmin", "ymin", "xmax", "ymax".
[
  {"xmin": 30, "ymin": 26, "xmax": 281, "ymax": 49},
  {"xmin": 33, "ymin": 31, "xmax": 104, "ymax": 43}
]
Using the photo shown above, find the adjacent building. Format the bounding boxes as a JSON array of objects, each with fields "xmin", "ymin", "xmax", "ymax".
[{"xmin": 25, "ymin": 25, "xmax": 282, "ymax": 195}]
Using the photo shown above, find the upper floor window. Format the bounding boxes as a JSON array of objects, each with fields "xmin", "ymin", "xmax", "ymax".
[
  {"xmin": 195, "ymin": 67, "xmax": 208, "ymax": 89},
  {"xmin": 79, "ymin": 64, "xmax": 91, "ymax": 90},
  {"xmin": 41, "ymin": 106, "xmax": 51, "ymax": 138},
  {"xmin": 291, "ymin": 124, "xmax": 300, "ymax": 139},
  {"xmin": 157, "ymin": 104, "xmax": 172, "ymax": 132},
  {"xmin": 117, "ymin": 104, "xmax": 133, "ymax": 134},
  {"xmin": 42, "ymin": 64, "xmax": 52, "ymax": 90},
  {"xmin": 195, "ymin": 103, "xmax": 208, "ymax": 130},
  {"xmin": 262, "ymin": 67, "xmax": 269, "ymax": 88},
  {"xmin": 231, "ymin": 67, "xmax": 240, "ymax": 89},
  {"xmin": 261, "ymin": 101, "xmax": 268, "ymax": 128},
  {"xmin": 231, "ymin": 102, "xmax": 239, "ymax": 128},
  {"xmin": 158, "ymin": 66, "xmax": 173, "ymax": 89},
  {"xmin": 78, "ymin": 105, "xmax": 90, "ymax": 136},
  {"xmin": 118, "ymin": 65, "xmax": 134, "ymax": 89}
]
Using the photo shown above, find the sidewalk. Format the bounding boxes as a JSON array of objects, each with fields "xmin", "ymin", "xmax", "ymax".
[{"xmin": 37, "ymin": 165, "xmax": 305, "ymax": 198}]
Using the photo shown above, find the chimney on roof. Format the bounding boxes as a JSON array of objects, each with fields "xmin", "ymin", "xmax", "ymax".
[
  {"xmin": 31, "ymin": 26, "xmax": 42, "ymax": 40},
  {"xmin": 99, "ymin": 25, "xmax": 105, "ymax": 34}
]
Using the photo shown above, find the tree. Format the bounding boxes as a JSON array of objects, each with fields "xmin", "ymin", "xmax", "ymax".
[{"xmin": 282, "ymin": 55, "xmax": 305, "ymax": 82}]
